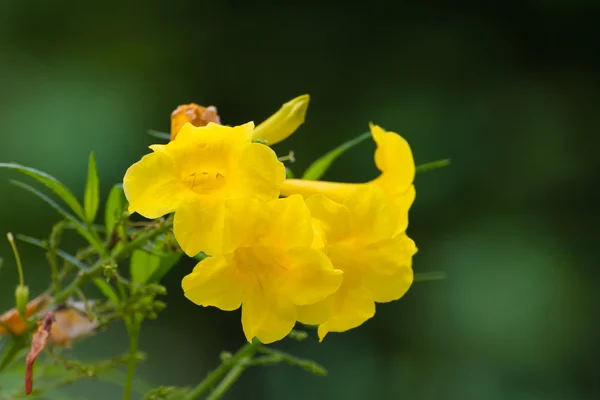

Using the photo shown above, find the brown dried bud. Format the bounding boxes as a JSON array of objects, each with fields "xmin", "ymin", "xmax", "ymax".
[{"xmin": 170, "ymin": 103, "xmax": 221, "ymax": 141}]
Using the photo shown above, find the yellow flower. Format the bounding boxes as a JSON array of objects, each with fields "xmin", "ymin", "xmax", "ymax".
[
  {"xmin": 123, "ymin": 122, "xmax": 286, "ymax": 256},
  {"xmin": 252, "ymin": 94, "xmax": 310, "ymax": 145},
  {"xmin": 182, "ymin": 195, "xmax": 343, "ymax": 344},
  {"xmin": 297, "ymin": 185, "xmax": 417, "ymax": 340},
  {"xmin": 170, "ymin": 103, "xmax": 221, "ymax": 141},
  {"xmin": 280, "ymin": 123, "xmax": 415, "ymax": 235}
]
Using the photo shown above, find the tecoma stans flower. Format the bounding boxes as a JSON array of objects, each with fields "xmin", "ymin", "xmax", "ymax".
[
  {"xmin": 296, "ymin": 185, "xmax": 417, "ymax": 341},
  {"xmin": 170, "ymin": 103, "xmax": 221, "ymax": 141},
  {"xmin": 124, "ymin": 122, "xmax": 286, "ymax": 257},
  {"xmin": 182, "ymin": 195, "xmax": 343, "ymax": 344},
  {"xmin": 280, "ymin": 123, "xmax": 415, "ymax": 235}
]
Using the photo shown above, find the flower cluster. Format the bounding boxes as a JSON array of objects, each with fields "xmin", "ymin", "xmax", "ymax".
[{"xmin": 123, "ymin": 95, "xmax": 417, "ymax": 343}]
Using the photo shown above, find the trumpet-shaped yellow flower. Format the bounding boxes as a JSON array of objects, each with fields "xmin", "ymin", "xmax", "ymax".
[
  {"xmin": 252, "ymin": 95, "xmax": 310, "ymax": 145},
  {"xmin": 280, "ymin": 123, "xmax": 415, "ymax": 234},
  {"xmin": 182, "ymin": 195, "xmax": 343, "ymax": 344},
  {"xmin": 124, "ymin": 122, "xmax": 286, "ymax": 257},
  {"xmin": 297, "ymin": 185, "xmax": 417, "ymax": 340}
]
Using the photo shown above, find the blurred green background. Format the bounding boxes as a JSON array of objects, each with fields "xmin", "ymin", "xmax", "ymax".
[{"xmin": 1, "ymin": 1, "xmax": 598, "ymax": 399}]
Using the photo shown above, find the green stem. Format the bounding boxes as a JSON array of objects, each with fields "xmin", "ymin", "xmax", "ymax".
[
  {"xmin": 415, "ymin": 158, "xmax": 451, "ymax": 173},
  {"xmin": 53, "ymin": 221, "xmax": 173, "ymax": 304},
  {"xmin": 205, "ymin": 358, "xmax": 250, "ymax": 400},
  {"xmin": 123, "ymin": 321, "xmax": 140, "ymax": 400},
  {"xmin": 183, "ymin": 340, "xmax": 261, "ymax": 400},
  {"xmin": 7, "ymin": 233, "xmax": 24, "ymax": 286},
  {"xmin": 413, "ymin": 271, "xmax": 447, "ymax": 282}
]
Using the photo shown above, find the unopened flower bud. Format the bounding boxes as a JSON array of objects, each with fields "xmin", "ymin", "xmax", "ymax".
[
  {"xmin": 252, "ymin": 94, "xmax": 309, "ymax": 145},
  {"xmin": 171, "ymin": 104, "xmax": 221, "ymax": 141},
  {"xmin": 15, "ymin": 285, "xmax": 29, "ymax": 317}
]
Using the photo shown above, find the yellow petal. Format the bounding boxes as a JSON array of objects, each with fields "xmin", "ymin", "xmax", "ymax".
[
  {"xmin": 222, "ymin": 198, "xmax": 270, "ymax": 253},
  {"xmin": 261, "ymin": 195, "xmax": 313, "ymax": 249},
  {"xmin": 305, "ymin": 194, "xmax": 351, "ymax": 244},
  {"xmin": 173, "ymin": 199, "xmax": 225, "ymax": 257},
  {"xmin": 182, "ymin": 256, "xmax": 244, "ymax": 311},
  {"xmin": 227, "ymin": 143, "xmax": 286, "ymax": 202},
  {"xmin": 296, "ymin": 295, "xmax": 335, "ymax": 325},
  {"xmin": 176, "ymin": 121, "xmax": 253, "ymax": 147},
  {"xmin": 343, "ymin": 184, "xmax": 396, "ymax": 244},
  {"xmin": 363, "ymin": 266, "xmax": 414, "ymax": 303},
  {"xmin": 123, "ymin": 145, "xmax": 193, "ymax": 219},
  {"xmin": 275, "ymin": 247, "xmax": 342, "ymax": 306},
  {"xmin": 383, "ymin": 184, "xmax": 415, "ymax": 235},
  {"xmin": 252, "ymin": 94, "xmax": 310, "ymax": 145},
  {"xmin": 369, "ymin": 123, "xmax": 415, "ymax": 194},
  {"xmin": 317, "ymin": 287, "xmax": 375, "ymax": 341},
  {"xmin": 280, "ymin": 179, "xmax": 355, "ymax": 202},
  {"xmin": 357, "ymin": 234, "xmax": 417, "ymax": 276},
  {"xmin": 241, "ymin": 287, "xmax": 296, "ymax": 344}
]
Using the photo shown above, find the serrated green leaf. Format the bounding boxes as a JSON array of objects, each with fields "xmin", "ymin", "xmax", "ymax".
[
  {"xmin": 302, "ymin": 132, "xmax": 371, "ymax": 180},
  {"xmin": 0, "ymin": 163, "xmax": 85, "ymax": 220},
  {"xmin": 84, "ymin": 152, "xmax": 100, "ymax": 223},
  {"xmin": 10, "ymin": 180, "xmax": 103, "ymax": 254},
  {"xmin": 105, "ymin": 184, "xmax": 127, "ymax": 235}
]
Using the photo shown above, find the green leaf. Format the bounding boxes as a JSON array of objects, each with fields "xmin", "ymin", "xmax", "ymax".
[
  {"xmin": 10, "ymin": 180, "xmax": 102, "ymax": 254},
  {"xmin": 146, "ymin": 251, "xmax": 183, "ymax": 283},
  {"xmin": 131, "ymin": 248, "xmax": 182, "ymax": 285},
  {"xmin": 130, "ymin": 249, "xmax": 161, "ymax": 285},
  {"xmin": 415, "ymin": 158, "xmax": 451, "ymax": 174},
  {"xmin": 285, "ymin": 167, "xmax": 295, "ymax": 179},
  {"xmin": 84, "ymin": 152, "xmax": 100, "ymax": 223},
  {"xmin": 302, "ymin": 132, "xmax": 371, "ymax": 180},
  {"xmin": 105, "ymin": 184, "xmax": 127, "ymax": 235},
  {"xmin": 0, "ymin": 162, "xmax": 85, "ymax": 220},
  {"xmin": 93, "ymin": 278, "xmax": 120, "ymax": 304},
  {"xmin": 147, "ymin": 129, "xmax": 171, "ymax": 140},
  {"xmin": 16, "ymin": 234, "xmax": 89, "ymax": 271}
]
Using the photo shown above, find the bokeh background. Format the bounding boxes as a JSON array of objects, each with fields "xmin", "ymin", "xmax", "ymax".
[{"xmin": 1, "ymin": 1, "xmax": 598, "ymax": 399}]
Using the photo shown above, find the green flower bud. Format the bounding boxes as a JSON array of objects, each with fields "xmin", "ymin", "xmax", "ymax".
[{"xmin": 15, "ymin": 284, "xmax": 29, "ymax": 317}]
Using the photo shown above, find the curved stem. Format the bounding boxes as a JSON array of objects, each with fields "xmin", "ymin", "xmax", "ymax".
[{"xmin": 183, "ymin": 340, "xmax": 261, "ymax": 400}]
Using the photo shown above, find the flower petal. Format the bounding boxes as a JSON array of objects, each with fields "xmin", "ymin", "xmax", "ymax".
[
  {"xmin": 369, "ymin": 123, "xmax": 415, "ymax": 191},
  {"xmin": 222, "ymin": 198, "xmax": 270, "ymax": 253},
  {"xmin": 241, "ymin": 288, "xmax": 296, "ymax": 344},
  {"xmin": 280, "ymin": 179, "xmax": 355, "ymax": 202},
  {"xmin": 182, "ymin": 256, "xmax": 244, "ymax": 311},
  {"xmin": 305, "ymin": 194, "xmax": 351, "ymax": 244},
  {"xmin": 343, "ymin": 184, "xmax": 396, "ymax": 244},
  {"xmin": 173, "ymin": 199, "xmax": 225, "ymax": 257},
  {"xmin": 228, "ymin": 143, "xmax": 286, "ymax": 202},
  {"xmin": 261, "ymin": 195, "xmax": 313, "ymax": 249},
  {"xmin": 317, "ymin": 287, "xmax": 375, "ymax": 341},
  {"xmin": 123, "ymin": 145, "xmax": 192, "ymax": 219},
  {"xmin": 296, "ymin": 295, "xmax": 335, "ymax": 325},
  {"xmin": 275, "ymin": 248, "xmax": 342, "ymax": 306}
]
